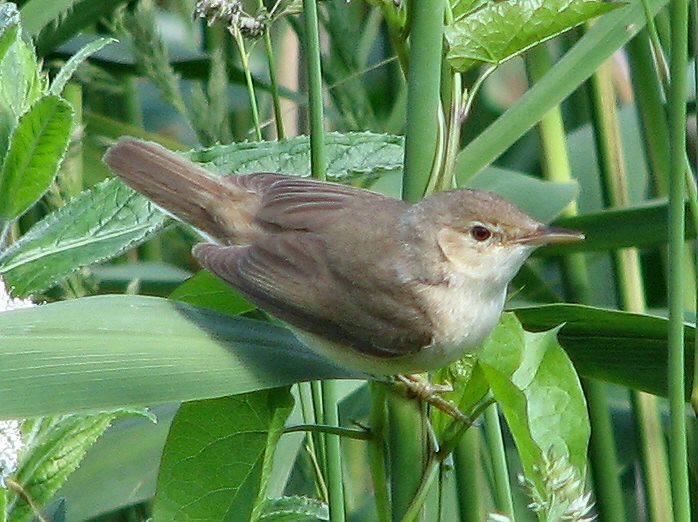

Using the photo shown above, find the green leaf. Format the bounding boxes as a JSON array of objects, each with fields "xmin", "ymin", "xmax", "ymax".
[
  {"xmin": 189, "ymin": 132, "xmax": 405, "ymax": 185},
  {"xmin": 153, "ymin": 389, "xmax": 294, "ymax": 522},
  {"xmin": 48, "ymin": 37, "xmax": 116, "ymax": 96},
  {"xmin": 169, "ymin": 270, "xmax": 255, "ymax": 317},
  {"xmin": 0, "ymin": 95, "xmax": 73, "ymax": 220},
  {"xmin": 0, "ymin": 178, "xmax": 166, "ymax": 296},
  {"xmin": 0, "ymin": 13, "xmax": 43, "ymax": 162},
  {"xmin": 478, "ymin": 314, "xmax": 589, "ymax": 491},
  {"xmin": 514, "ymin": 303, "xmax": 696, "ymax": 396},
  {"xmin": 258, "ymin": 496, "xmax": 329, "ymax": 522},
  {"xmin": 465, "ymin": 166, "xmax": 578, "ymax": 222},
  {"xmin": 455, "ymin": 0, "xmax": 668, "ymax": 181},
  {"xmin": 446, "ymin": 0, "xmax": 618, "ymax": 72},
  {"xmin": 7, "ymin": 409, "xmax": 151, "ymax": 522},
  {"xmin": 0, "ymin": 295, "xmax": 355, "ymax": 419}
]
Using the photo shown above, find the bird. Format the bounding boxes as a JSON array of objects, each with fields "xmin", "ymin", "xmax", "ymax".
[{"xmin": 104, "ymin": 138, "xmax": 583, "ymax": 379}]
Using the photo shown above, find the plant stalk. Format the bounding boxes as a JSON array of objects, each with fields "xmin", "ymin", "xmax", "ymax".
[
  {"xmin": 321, "ymin": 380, "xmax": 346, "ymax": 522},
  {"xmin": 667, "ymin": 0, "xmax": 690, "ymax": 520},
  {"xmin": 302, "ymin": 0, "xmax": 326, "ymax": 180},
  {"xmin": 387, "ymin": 389, "xmax": 428, "ymax": 522},
  {"xmin": 453, "ymin": 428, "xmax": 484, "ymax": 522},
  {"xmin": 257, "ymin": 0, "xmax": 285, "ymax": 139},
  {"xmin": 232, "ymin": 29, "xmax": 263, "ymax": 140},
  {"xmin": 483, "ymin": 404, "xmax": 514, "ymax": 516},
  {"xmin": 402, "ymin": 0, "xmax": 444, "ymax": 202}
]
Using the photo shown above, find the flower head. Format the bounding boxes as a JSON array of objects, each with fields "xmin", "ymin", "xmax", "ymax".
[
  {"xmin": 0, "ymin": 279, "xmax": 33, "ymax": 312},
  {"xmin": 0, "ymin": 419, "xmax": 22, "ymax": 487}
]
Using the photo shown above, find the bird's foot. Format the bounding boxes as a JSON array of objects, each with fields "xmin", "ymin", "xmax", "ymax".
[{"xmin": 396, "ymin": 374, "xmax": 474, "ymax": 426}]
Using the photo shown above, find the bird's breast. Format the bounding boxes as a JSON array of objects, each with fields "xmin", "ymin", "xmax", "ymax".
[{"xmin": 419, "ymin": 274, "xmax": 507, "ymax": 364}]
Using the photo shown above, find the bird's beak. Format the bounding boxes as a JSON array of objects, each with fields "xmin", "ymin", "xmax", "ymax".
[{"xmin": 516, "ymin": 225, "xmax": 585, "ymax": 245}]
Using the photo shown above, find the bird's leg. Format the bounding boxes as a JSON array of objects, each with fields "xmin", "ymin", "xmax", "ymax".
[{"xmin": 396, "ymin": 374, "xmax": 474, "ymax": 426}]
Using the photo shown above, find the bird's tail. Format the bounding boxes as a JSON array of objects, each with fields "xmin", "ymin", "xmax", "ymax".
[{"xmin": 104, "ymin": 138, "xmax": 257, "ymax": 242}]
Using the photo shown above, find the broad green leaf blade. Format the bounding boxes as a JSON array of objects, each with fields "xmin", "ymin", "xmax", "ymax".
[
  {"xmin": 455, "ymin": 0, "xmax": 668, "ymax": 181},
  {"xmin": 0, "ymin": 178, "xmax": 166, "ymax": 296},
  {"xmin": 48, "ymin": 37, "xmax": 116, "ymax": 96},
  {"xmin": 169, "ymin": 270, "xmax": 255, "ymax": 316},
  {"xmin": 7, "ymin": 410, "xmax": 148, "ymax": 522},
  {"xmin": 0, "ymin": 295, "xmax": 356, "ymax": 419},
  {"xmin": 189, "ymin": 132, "xmax": 404, "ymax": 183},
  {"xmin": 538, "ymin": 199, "xmax": 696, "ymax": 256},
  {"xmin": 514, "ymin": 304, "xmax": 696, "ymax": 397},
  {"xmin": 0, "ymin": 95, "xmax": 73, "ymax": 220},
  {"xmin": 466, "ymin": 166, "xmax": 578, "ymax": 222},
  {"xmin": 153, "ymin": 390, "xmax": 294, "ymax": 522},
  {"xmin": 259, "ymin": 496, "xmax": 329, "ymax": 522},
  {"xmin": 446, "ymin": 0, "xmax": 618, "ymax": 72},
  {"xmin": 479, "ymin": 314, "xmax": 589, "ymax": 500}
]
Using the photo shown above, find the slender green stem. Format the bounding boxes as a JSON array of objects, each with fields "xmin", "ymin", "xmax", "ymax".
[
  {"xmin": 321, "ymin": 381, "xmax": 346, "ymax": 522},
  {"xmin": 440, "ymin": 72, "xmax": 461, "ymax": 192},
  {"xmin": 302, "ymin": 0, "xmax": 326, "ymax": 180},
  {"xmin": 399, "ymin": 456, "xmax": 439, "ymax": 522},
  {"xmin": 298, "ymin": 382, "xmax": 327, "ymax": 501},
  {"xmin": 368, "ymin": 382, "xmax": 391, "ymax": 522},
  {"xmin": 388, "ymin": 390, "xmax": 427, "ymax": 522},
  {"xmin": 310, "ymin": 380, "xmax": 327, "ymax": 472},
  {"xmin": 402, "ymin": 0, "xmax": 444, "ymax": 202},
  {"xmin": 454, "ymin": 428, "xmax": 484, "ymax": 522},
  {"xmin": 483, "ymin": 405, "xmax": 513, "ymax": 516},
  {"xmin": 302, "ymin": 1, "xmax": 335, "ymax": 517},
  {"xmin": 582, "ymin": 381, "xmax": 628, "ymax": 522},
  {"xmin": 632, "ymin": 392, "xmax": 674, "ymax": 522},
  {"xmin": 667, "ymin": 0, "xmax": 690, "ymax": 520},
  {"xmin": 459, "ymin": 66, "xmax": 496, "ymax": 124},
  {"xmin": 232, "ymin": 29, "xmax": 263, "ymax": 140},
  {"xmin": 257, "ymin": 0, "xmax": 285, "ymax": 139}
]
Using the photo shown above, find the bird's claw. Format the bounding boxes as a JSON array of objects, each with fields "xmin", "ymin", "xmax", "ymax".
[{"xmin": 396, "ymin": 374, "xmax": 473, "ymax": 426}]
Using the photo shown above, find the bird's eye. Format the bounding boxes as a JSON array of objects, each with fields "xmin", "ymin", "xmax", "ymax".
[{"xmin": 470, "ymin": 225, "xmax": 492, "ymax": 242}]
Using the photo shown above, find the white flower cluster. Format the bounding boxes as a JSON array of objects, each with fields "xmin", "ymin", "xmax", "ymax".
[
  {"xmin": 520, "ymin": 448, "xmax": 596, "ymax": 522},
  {"xmin": 0, "ymin": 279, "xmax": 33, "ymax": 312},
  {"xmin": 0, "ymin": 419, "xmax": 22, "ymax": 487}
]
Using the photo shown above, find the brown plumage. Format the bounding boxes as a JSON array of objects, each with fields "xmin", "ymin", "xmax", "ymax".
[{"xmin": 104, "ymin": 138, "xmax": 582, "ymax": 374}]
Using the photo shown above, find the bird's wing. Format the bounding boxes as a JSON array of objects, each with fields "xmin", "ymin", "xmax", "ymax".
[
  {"xmin": 194, "ymin": 234, "xmax": 431, "ymax": 358},
  {"xmin": 221, "ymin": 173, "xmax": 400, "ymax": 231}
]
